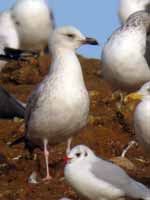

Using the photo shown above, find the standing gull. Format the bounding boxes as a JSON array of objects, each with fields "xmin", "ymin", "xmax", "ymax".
[
  {"xmin": 10, "ymin": 0, "xmax": 54, "ymax": 51},
  {"xmin": 126, "ymin": 82, "xmax": 150, "ymax": 154},
  {"xmin": 12, "ymin": 26, "xmax": 98, "ymax": 180},
  {"xmin": 119, "ymin": 0, "xmax": 150, "ymax": 24},
  {"xmin": 65, "ymin": 145, "xmax": 150, "ymax": 200},
  {"xmin": 101, "ymin": 11, "xmax": 150, "ymax": 92}
]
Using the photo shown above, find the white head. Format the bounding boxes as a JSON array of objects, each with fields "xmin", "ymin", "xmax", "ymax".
[
  {"xmin": 65, "ymin": 145, "xmax": 96, "ymax": 165},
  {"xmin": 49, "ymin": 26, "xmax": 98, "ymax": 51},
  {"xmin": 118, "ymin": 0, "xmax": 149, "ymax": 24}
]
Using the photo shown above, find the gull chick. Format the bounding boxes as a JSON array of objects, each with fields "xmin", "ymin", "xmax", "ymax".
[
  {"xmin": 10, "ymin": 0, "xmax": 54, "ymax": 51},
  {"xmin": 65, "ymin": 145, "xmax": 150, "ymax": 200},
  {"xmin": 127, "ymin": 82, "xmax": 150, "ymax": 154},
  {"xmin": 101, "ymin": 11, "xmax": 150, "ymax": 92},
  {"xmin": 119, "ymin": 0, "xmax": 150, "ymax": 24},
  {"xmin": 15, "ymin": 26, "xmax": 98, "ymax": 181}
]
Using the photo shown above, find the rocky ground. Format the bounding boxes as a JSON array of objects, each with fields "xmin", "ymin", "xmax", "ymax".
[{"xmin": 0, "ymin": 54, "xmax": 149, "ymax": 200}]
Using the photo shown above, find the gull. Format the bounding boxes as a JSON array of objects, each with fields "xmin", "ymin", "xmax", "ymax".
[
  {"xmin": 126, "ymin": 81, "xmax": 150, "ymax": 154},
  {"xmin": 65, "ymin": 145, "xmax": 150, "ymax": 200},
  {"xmin": 0, "ymin": 11, "xmax": 20, "ymax": 71},
  {"xmin": 11, "ymin": 26, "xmax": 98, "ymax": 181},
  {"xmin": 10, "ymin": 0, "xmax": 54, "ymax": 51},
  {"xmin": 119, "ymin": 0, "xmax": 150, "ymax": 24},
  {"xmin": 101, "ymin": 11, "xmax": 150, "ymax": 92}
]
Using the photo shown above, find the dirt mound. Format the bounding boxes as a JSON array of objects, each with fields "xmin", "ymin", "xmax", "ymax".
[{"xmin": 0, "ymin": 54, "xmax": 149, "ymax": 200}]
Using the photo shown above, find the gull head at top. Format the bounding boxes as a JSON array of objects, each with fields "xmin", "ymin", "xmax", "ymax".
[
  {"xmin": 65, "ymin": 145, "xmax": 96, "ymax": 165},
  {"xmin": 125, "ymin": 11, "xmax": 150, "ymax": 30},
  {"xmin": 49, "ymin": 26, "xmax": 98, "ymax": 51}
]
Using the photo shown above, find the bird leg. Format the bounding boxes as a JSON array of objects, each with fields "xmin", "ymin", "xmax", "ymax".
[
  {"xmin": 42, "ymin": 139, "xmax": 52, "ymax": 181},
  {"xmin": 66, "ymin": 137, "xmax": 73, "ymax": 155}
]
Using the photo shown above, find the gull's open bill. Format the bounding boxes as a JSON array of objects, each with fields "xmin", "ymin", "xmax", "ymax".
[{"xmin": 0, "ymin": 47, "xmax": 39, "ymax": 62}]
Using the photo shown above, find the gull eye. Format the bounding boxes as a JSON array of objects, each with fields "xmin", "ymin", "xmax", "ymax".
[
  {"xmin": 76, "ymin": 153, "xmax": 81, "ymax": 157},
  {"xmin": 66, "ymin": 34, "xmax": 75, "ymax": 38}
]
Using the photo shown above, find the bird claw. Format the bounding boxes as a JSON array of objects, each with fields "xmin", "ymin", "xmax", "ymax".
[{"xmin": 42, "ymin": 175, "xmax": 52, "ymax": 182}]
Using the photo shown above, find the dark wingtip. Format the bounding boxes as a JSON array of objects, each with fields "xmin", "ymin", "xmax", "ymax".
[{"xmin": 3, "ymin": 47, "xmax": 40, "ymax": 61}]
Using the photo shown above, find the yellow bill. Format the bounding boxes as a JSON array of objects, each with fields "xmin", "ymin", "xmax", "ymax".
[{"xmin": 124, "ymin": 92, "xmax": 144, "ymax": 103}]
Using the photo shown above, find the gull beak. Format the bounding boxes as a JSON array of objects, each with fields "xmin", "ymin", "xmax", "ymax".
[
  {"xmin": 124, "ymin": 92, "xmax": 144, "ymax": 103},
  {"xmin": 64, "ymin": 155, "xmax": 72, "ymax": 164},
  {"xmin": 82, "ymin": 37, "xmax": 99, "ymax": 45}
]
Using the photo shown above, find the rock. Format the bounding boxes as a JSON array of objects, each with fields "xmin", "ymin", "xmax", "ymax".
[{"xmin": 110, "ymin": 156, "xmax": 137, "ymax": 171}]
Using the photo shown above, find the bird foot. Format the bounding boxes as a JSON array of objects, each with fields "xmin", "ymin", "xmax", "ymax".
[{"xmin": 42, "ymin": 175, "xmax": 52, "ymax": 182}]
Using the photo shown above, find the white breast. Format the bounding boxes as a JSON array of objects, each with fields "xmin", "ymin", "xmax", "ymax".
[{"xmin": 134, "ymin": 99, "xmax": 150, "ymax": 153}]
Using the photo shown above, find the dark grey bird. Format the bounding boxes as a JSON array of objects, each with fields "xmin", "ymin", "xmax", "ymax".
[
  {"xmin": 0, "ymin": 86, "xmax": 25, "ymax": 119},
  {"xmin": 0, "ymin": 47, "xmax": 38, "ymax": 119}
]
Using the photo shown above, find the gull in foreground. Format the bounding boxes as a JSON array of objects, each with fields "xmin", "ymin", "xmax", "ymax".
[
  {"xmin": 119, "ymin": 0, "xmax": 150, "ymax": 24},
  {"xmin": 65, "ymin": 145, "xmax": 150, "ymax": 200},
  {"xmin": 11, "ymin": 26, "xmax": 98, "ymax": 181},
  {"xmin": 10, "ymin": 0, "xmax": 54, "ymax": 51},
  {"xmin": 127, "ymin": 82, "xmax": 150, "ymax": 154},
  {"xmin": 101, "ymin": 11, "xmax": 150, "ymax": 92}
]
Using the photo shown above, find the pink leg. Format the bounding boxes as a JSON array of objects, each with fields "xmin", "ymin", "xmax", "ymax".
[
  {"xmin": 42, "ymin": 139, "xmax": 52, "ymax": 181},
  {"xmin": 66, "ymin": 137, "xmax": 73, "ymax": 155}
]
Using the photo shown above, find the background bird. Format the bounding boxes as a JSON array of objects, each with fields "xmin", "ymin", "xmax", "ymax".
[
  {"xmin": 0, "ymin": 11, "xmax": 20, "ymax": 71},
  {"xmin": 127, "ymin": 82, "xmax": 150, "ymax": 154},
  {"xmin": 101, "ymin": 11, "xmax": 150, "ymax": 92},
  {"xmin": 10, "ymin": 0, "xmax": 54, "ymax": 52},
  {"xmin": 119, "ymin": 0, "xmax": 150, "ymax": 24}
]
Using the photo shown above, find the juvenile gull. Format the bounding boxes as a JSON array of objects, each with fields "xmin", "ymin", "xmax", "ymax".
[
  {"xmin": 127, "ymin": 82, "xmax": 150, "ymax": 154},
  {"xmin": 119, "ymin": 0, "xmax": 150, "ymax": 24},
  {"xmin": 0, "ymin": 11, "xmax": 20, "ymax": 71},
  {"xmin": 65, "ymin": 145, "xmax": 150, "ymax": 200},
  {"xmin": 12, "ymin": 26, "xmax": 98, "ymax": 180},
  {"xmin": 101, "ymin": 11, "xmax": 150, "ymax": 92},
  {"xmin": 10, "ymin": 0, "xmax": 54, "ymax": 51}
]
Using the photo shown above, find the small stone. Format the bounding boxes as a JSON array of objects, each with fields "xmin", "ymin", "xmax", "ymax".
[
  {"xmin": 110, "ymin": 156, "xmax": 136, "ymax": 171},
  {"xmin": 28, "ymin": 171, "xmax": 40, "ymax": 184}
]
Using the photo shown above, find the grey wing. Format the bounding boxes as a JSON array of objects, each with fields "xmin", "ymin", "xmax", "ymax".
[
  {"xmin": 25, "ymin": 87, "xmax": 39, "ymax": 128},
  {"xmin": 91, "ymin": 158, "xmax": 150, "ymax": 198},
  {"xmin": 25, "ymin": 76, "xmax": 48, "ymax": 133},
  {"xmin": 49, "ymin": 9, "xmax": 55, "ymax": 29},
  {"xmin": 91, "ymin": 158, "xmax": 132, "ymax": 189},
  {"xmin": 145, "ymin": 1, "xmax": 150, "ymax": 13},
  {"xmin": 144, "ymin": 34, "xmax": 150, "ymax": 68}
]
